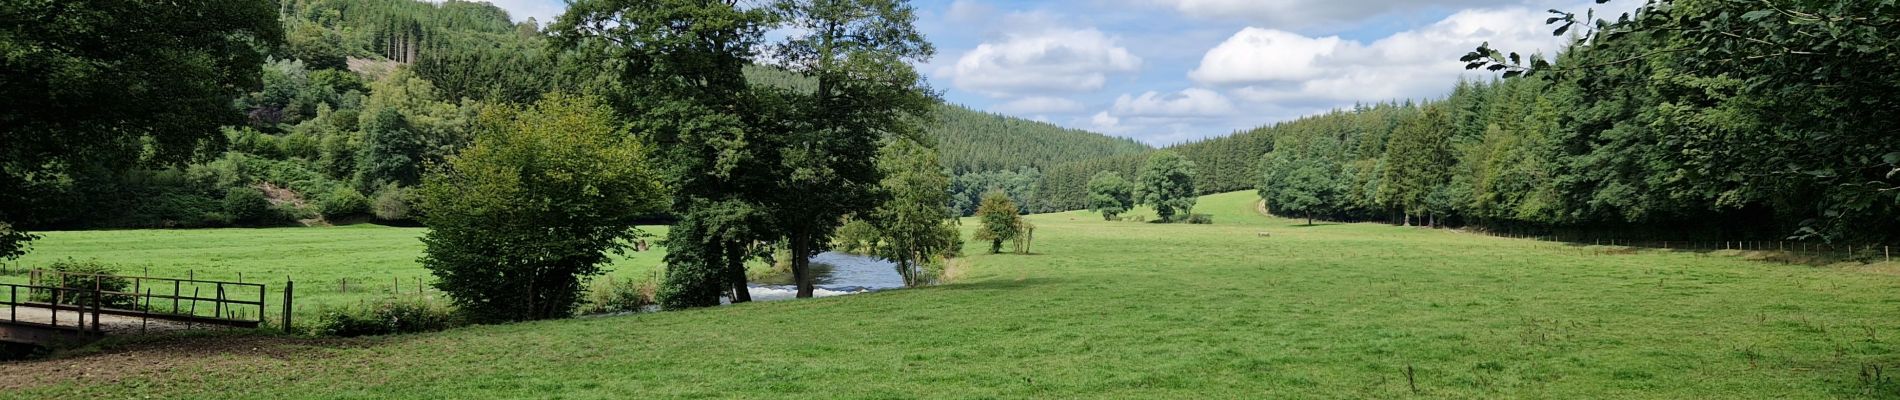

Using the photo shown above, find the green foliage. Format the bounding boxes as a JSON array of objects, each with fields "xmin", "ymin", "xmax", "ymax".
[
  {"xmin": 951, "ymin": 168, "xmax": 1042, "ymax": 216},
  {"xmin": 28, "ymin": 259, "xmax": 139, "ymax": 309},
  {"xmin": 318, "ymin": 187, "xmax": 371, "ymax": 219},
  {"xmin": 314, "ymin": 296, "xmax": 462, "ymax": 337},
  {"xmin": 1258, "ymin": 153, "xmax": 1341, "ymax": 225},
  {"xmin": 973, "ymin": 190, "xmax": 1022, "ymax": 254},
  {"xmin": 871, "ymin": 138, "xmax": 961, "ymax": 285},
  {"xmin": 0, "ymin": 0, "xmax": 281, "ymax": 258},
  {"xmin": 582, "ymin": 275, "xmax": 657, "ymax": 315},
  {"xmin": 1136, "ymin": 151, "xmax": 1198, "ymax": 222},
  {"xmin": 370, "ymin": 184, "xmax": 415, "ymax": 221},
  {"xmin": 222, "ymin": 187, "xmax": 279, "ymax": 226},
  {"xmin": 417, "ymin": 94, "xmax": 665, "ymax": 322},
  {"xmin": 1086, "ymin": 171, "xmax": 1134, "ymax": 220}
]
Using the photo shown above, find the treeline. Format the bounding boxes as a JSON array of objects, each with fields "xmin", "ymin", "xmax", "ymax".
[
  {"xmin": 1229, "ymin": 0, "xmax": 1896, "ymax": 243},
  {"xmin": 13, "ymin": 0, "xmax": 1152, "ymax": 230},
  {"xmin": 1044, "ymin": 0, "xmax": 1899, "ymax": 243}
]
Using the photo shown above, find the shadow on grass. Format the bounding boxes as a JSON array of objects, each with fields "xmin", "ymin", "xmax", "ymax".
[{"xmin": 1285, "ymin": 223, "xmax": 1342, "ymax": 228}]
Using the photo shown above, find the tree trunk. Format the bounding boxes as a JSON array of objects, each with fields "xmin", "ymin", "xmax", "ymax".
[
  {"xmin": 724, "ymin": 241, "xmax": 750, "ymax": 303},
  {"xmin": 791, "ymin": 233, "xmax": 814, "ymax": 298},
  {"xmin": 1307, "ymin": 213, "xmax": 1313, "ymax": 226}
]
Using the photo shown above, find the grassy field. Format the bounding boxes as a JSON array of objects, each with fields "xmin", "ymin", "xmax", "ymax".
[
  {"xmin": 3, "ymin": 191, "xmax": 1899, "ymax": 398},
  {"xmin": 2, "ymin": 225, "xmax": 671, "ymax": 322}
]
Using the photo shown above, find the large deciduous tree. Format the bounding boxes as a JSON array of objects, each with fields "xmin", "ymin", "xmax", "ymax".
[
  {"xmin": 1136, "ymin": 151, "xmax": 1198, "ymax": 222},
  {"xmin": 553, "ymin": 0, "xmax": 781, "ymax": 308},
  {"xmin": 1258, "ymin": 153, "xmax": 1339, "ymax": 225},
  {"xmin": 1087, "ymin": 171, "xmax": 1135, "ymax": 221},
  {"xmin": 416, "ymin": 94, "xmax": 665, "ymax": 322},
  {"xmin": 769, "ymin": 0, "xmax": 935, "ymax": 298},
  {"xmin": 0, "ymin": 0, "xmax": 281, "ymax": 259}
]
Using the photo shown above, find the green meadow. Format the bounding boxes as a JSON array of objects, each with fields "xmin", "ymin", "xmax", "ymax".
[
  {"xmin": 2, "ymin": 225, "xmax": 672, "ymax": 322},
  {"xmin": 3, "ymin": 191, "xmax": 1898, "ymax": 399}
]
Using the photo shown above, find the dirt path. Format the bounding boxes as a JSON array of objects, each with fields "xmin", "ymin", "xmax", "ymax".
[{"xmin": 4, "ymin": 306, "xmax": 206, "ymax": 335}]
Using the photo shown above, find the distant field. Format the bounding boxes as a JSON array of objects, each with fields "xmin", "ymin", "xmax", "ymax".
[
  {"xmin": 4, "ymin": 192, "xmax": 1899, "ymax": 398},
  {"xmin": 3, "ymin": 224, "xmax": 671, "ymax": 322}
]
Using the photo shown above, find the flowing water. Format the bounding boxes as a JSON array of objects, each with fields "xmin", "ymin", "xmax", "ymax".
[{"xmin": 740, "ymin": 252, "xmax": 907, "ymax": 301}]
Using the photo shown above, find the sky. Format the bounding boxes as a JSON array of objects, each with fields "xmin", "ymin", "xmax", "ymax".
[{"xmin": 482, "ymin": 0, "xmax": 1602, "ymax": 146}]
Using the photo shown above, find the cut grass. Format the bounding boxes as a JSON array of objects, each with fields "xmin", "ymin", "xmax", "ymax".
[
  {"xmin": 1, "ymin": 224, "xmax": 671, "ymax": 323},
  {"xmin": 3, "ymin": 191, "xmax": 1899, "ymax": 398}
]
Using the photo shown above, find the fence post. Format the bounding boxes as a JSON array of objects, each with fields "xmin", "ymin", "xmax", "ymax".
[
  {"xmin": 282, "ymin": 278, "xmax": 294, "ymax": 333},
  {"xmin": 91, "ymin": 289, "xmax": 101, "ymax": 333}
]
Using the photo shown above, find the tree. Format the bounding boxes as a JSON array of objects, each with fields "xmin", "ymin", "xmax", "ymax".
[
  {"xmin": 1258, "ymin": 153, "xmax": 1339, "ymax": 225},
  {"xmin": 769, "ymin": 0, "xmax": 936, "ymax": 298},
  {"xmin": 1380, "ymin": 106, "xmax": 1453, "ymax": 226},
  {"xmin": 0, "ymin": 0, "xmax": 281, "ymax": 259},
  {"xmin": 1136, "ymin": 151, "xmax": 1198, "ymax": 222},
  {"xmin": 973, "ymin": 190, "xmax": 1023, "ymax": 254},
  {"xmin": 870, "ymin": 138, "xmax": 959, "ymax": 285},
  {"xmin": 1087, "ymin": 171, "xmax": 1135, "ymax": 220},
  {"xmin": 553, "ymin": 0, "xmax": 779, "ymax": 308},
  {"xmin": 416, "ymin": 95, "xmax": 664, "ymax": 322},
  {"xmin": 355, "ymin": 106, "xmax": 424, "ymax": 188}
]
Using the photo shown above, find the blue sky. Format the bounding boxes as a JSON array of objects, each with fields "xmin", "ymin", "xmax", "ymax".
[{"xmin": 483, "ymin": 0, "xmax": 1601, "ymax": 145}]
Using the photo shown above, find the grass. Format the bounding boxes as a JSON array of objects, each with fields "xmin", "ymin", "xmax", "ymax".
[
  {"xmin": 1, "ymin": 224, "xmax": 671, "ymax": 323},
  {"xmin": 3, "ymin": 191, "xmax": 1899, "ymax": 398}
]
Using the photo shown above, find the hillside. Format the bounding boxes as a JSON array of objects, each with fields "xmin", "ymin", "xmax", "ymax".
[{"xmin": 21, "ymin": 0, "xmax": 1148, "ymax": 230}]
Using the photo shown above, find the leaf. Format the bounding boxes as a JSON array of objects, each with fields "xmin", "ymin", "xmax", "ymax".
[
  {"xmin": 1741, "ymin": 10, "xmax": 1774, "ymax": 21},
  {"xmin": 1486, "ymin": 64, "xmax": 1507, "ymax": 71},
  {"xmin": 1465, "ymin": 61, "xmax": 1487, "ymax": 70},
  {"xmin": 1502, "ymin": 70, "xmax": 1523, "ymax": 79},
  {"xmin": 1553, "ymin": 23, "xmax": 1571, "ymax": 36},
  {"xmin": 1459, "ymin": 53, "xmax": 1481, "ymax": 62},
  {"xmin": 1882, "ymin": 151, "xmax": 1900, "ymax": 164}
]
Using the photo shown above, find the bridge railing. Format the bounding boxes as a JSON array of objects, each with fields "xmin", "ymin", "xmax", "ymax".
[
  {"xmin": 2, "ymin": 283, "xmax": 106, "ymax": 333},
  {"xmin": 22, "ymin": 269, "xmax": 268, "ymax": 329}
]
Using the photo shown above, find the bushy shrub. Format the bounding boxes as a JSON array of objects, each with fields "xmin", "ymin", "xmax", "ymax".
[
  {"xmin": 221, "ymin": 187, "xmax": 274, "ymax": 224},
  {"xmin": 314, "ymin": 296, "xmax": 461, "ymax": 337},
  {"xmin": 831, "ymin": 218, "xmax": 881, "ymax": 255},
  {"xmin": 370, "ymin": 184, "xmax": 413, "ymax": 221},
  {"xmin": 317, "ymin": 187, "xmax": 369, "ymax": 219},
  {"xmin": 1186, "ymin": 213, "xmax": 1213, "ymax": 224},
  {"xmin": 582, "ymin": 275, "xmax": 657, "ymax": 315},
  {"xmin": 29, "ymin": 259, "xmax": 139, "ymax": 309}
]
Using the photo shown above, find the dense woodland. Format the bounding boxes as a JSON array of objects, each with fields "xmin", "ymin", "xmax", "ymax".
[{"xmin": 3, "ymin": 0, "xmax": 1149, "ymax": 233}]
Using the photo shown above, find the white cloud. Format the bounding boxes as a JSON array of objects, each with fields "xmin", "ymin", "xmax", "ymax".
[
  {"xmin": 1111, "ymin": 88, "xmax": 1236, "ymax": 118},
  {"xmin": 992, "ymin": 96, "xmax": 1085, "ymax": 114},
  {"xmin": 1150, "ymin": 0, "xmax": 1495, "ymax": 28},
  {"xmin": 1189, "ymin": 28, "xmax": 1342, "ymax": 84},
  {"xmin": 1193, "ymin": 7, "xmax": 1568, "ymax": 106},
  {"xmin": 940, "ymin": 28, "xmax": 1143, "ymax": 97}
]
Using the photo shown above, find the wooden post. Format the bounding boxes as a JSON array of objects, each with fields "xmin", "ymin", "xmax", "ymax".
[
  {"xmin": 172, "ymin": 280, "xmax": 181, "ymax": 314},
  {"xmin": 91, "ymin": 290, "xmax": 100, "ymax": 333},
  {"xmin": 282, "ymin": 279, "xmax": 294, "ymax": 333},
  {"xmin": 9, "ymin": 285, "xmax": 15, "ymax": 322},
  {"xmin": 214, "ymin": 283, "xmax": 224, "ymax": 320}
]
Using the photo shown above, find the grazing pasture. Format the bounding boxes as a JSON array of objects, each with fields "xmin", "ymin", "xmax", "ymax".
[{"xmin": 3, "ymin": 191, "xmax": 1898, "ymax": 399}]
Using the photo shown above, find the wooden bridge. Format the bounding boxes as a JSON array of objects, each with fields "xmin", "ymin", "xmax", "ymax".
[{"xmin": 0, "ymin": 270, "xmax": 292, "ymax": 345}]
